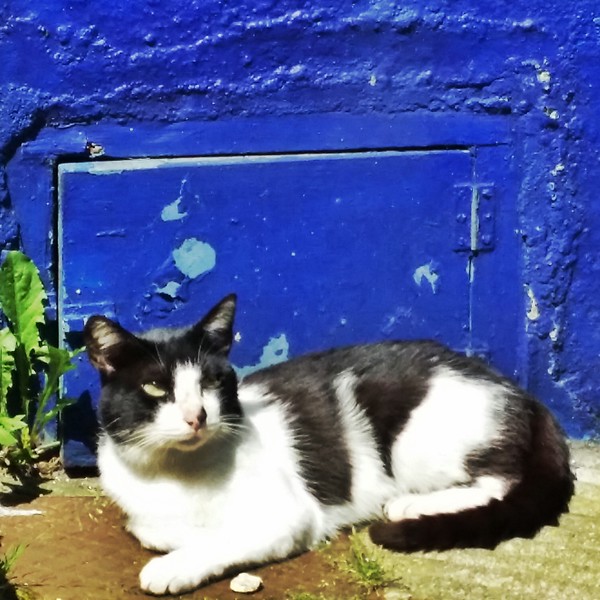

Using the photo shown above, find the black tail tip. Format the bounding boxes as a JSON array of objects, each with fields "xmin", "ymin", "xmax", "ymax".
[{"xmin": 368, "ymin": 517, "xmax": 470, "ymax": 552}]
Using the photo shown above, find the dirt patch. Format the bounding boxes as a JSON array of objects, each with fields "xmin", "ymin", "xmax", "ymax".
[{"xmin": 0, "ymin": 494, "xmax": 377, "ymax": 600}]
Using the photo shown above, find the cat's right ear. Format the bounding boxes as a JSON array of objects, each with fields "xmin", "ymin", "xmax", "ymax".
[
  {"xmin": 83, "ymin": 316, "xmax": 139, "ymax": 375},
  {"xmin": 191, "ymin": 294, "xmax": 237, "ymax": 355}
]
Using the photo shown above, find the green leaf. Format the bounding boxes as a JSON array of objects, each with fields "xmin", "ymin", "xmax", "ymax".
[
  {"xmin": 0, "ymin": 414, "xmax": 27, "ymax": 429},
  {"xmin": 0, "ymin": 427, "xmax": 18, "ymax": 446},
  {"xmin": 0, "ymin": 251, "xmax": 46, "ymax": 363},
  {"xmin": 33, "ymin": 344, "xmax": 78, "ymax": 444},
  {"xmin": 0, "ymin": 414, "xmax": 27, "ymax": 447},
  {"xmin": 34, "ymin": 397, "xmax": 76, "ymax": 434},
  {"xmin": 0, "ymin": 327, "xmax": 16, "ymax": 414},
  {"xmin": 37, "ymin": 345, "xmax": 77, "ymax": 405},
  {"xmin": 0, "ymin": 544, "xmax": 25, "ymax": 575},
  {"xmin": 0, "ymin": 251, "xmax": 82, "ymax": 458}
]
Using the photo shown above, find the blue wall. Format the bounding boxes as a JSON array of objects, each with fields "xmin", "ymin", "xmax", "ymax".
[{"xmin": 1, "ymin": 1, "xmax": 599, "ymax": 439}]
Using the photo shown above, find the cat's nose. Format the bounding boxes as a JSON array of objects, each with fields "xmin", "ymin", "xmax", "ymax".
[{"xmin": 186, "ymin": 408, "xmax": 208, "ymax": 432}]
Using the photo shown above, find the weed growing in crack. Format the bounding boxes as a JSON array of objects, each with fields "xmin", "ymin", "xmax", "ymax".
[{"xmin": 343, "ymin": 529, "xmax": 392, "ymax": 592}]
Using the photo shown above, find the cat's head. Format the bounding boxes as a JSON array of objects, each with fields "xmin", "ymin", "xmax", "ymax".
[{"xmin": 84, "ymin": 294, "xmax": 241, "ymax": 455}]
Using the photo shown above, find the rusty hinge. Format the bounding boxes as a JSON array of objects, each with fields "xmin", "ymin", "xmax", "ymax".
[{"xmin": 454, "ymin": 184, "xmax": 495, "ymax": 253}]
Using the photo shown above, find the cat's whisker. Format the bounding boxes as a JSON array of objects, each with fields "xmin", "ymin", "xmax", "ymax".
[
  {"xmin": 103, "ymin": 416, "xmax": 121, "ymax": 430},
  {"xmin": 153, "ymin": 342, "xmax": 167, "ymax": 370},
  {"xmin": 218, "ymin": 421, "xmax": 249, "ymax": 438}
]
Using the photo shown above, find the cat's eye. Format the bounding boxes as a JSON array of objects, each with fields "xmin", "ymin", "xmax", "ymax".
[{"xmin": 141, "ymin": 382, "xmax": 168, "ymax": 398}]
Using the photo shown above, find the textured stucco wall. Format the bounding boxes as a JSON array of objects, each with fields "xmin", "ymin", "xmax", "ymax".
[{"xmin": 1, "ymin": 0, "xmax": 599, "ymax": 437}]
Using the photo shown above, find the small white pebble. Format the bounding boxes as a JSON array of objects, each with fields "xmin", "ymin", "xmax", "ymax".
[{"xmin": 230, "ymin": 572, "xmax": 263, "ymax": 594}]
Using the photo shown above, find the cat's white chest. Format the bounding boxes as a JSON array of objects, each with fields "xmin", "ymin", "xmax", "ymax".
[
  {"xmin": 97, "ymin": 421, "xmax": 322, "ymax": 553},
  {"xmin": 98, "ymin": 436, "xmax": 231, "ymax": 549}
]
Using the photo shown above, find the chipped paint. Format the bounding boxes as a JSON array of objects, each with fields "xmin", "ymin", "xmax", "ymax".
[
  {"xmin": 95, "ymin": 229, "xmax": 126, "ymax": 238},
  {"xmin": 172, "ymin": 238, "xmax": 216, "ymax": 279},
  {"xmin": 86, "ymin": 142, "xmax": 105, "ymax": 157},
  {"xmin": 162, "ymin": 178, "xmax": 191, "ymax": 222},
  {"xmin": 526, "ymin": 285, "xmax": 540, "ymax": 321},
  {"xmin": 413, "ymin": 262, "xmax": 439, "ymax": 293},
  {"xmin": 235, "ymin": 334, "xmax": 290, "ymax": 378},
  {"xmin": 537, "ymin": 69, "xmax": 551, "ymax": 89},
  {"xmin": 161, "ymin": 199, "xmax": 188, "ymax": 222},
  {"xmin": 4, "ymin": 0, "xmax": 600, "ymax": 450},
  {"xmin": 155, "ymin": 281, "xmax": 181, "ymax": 298}
]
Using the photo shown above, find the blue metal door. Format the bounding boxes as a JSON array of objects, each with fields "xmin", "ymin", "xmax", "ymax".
[{"xmin": 58, "ymin": 148, "xmax": 515, "ymax": 465}]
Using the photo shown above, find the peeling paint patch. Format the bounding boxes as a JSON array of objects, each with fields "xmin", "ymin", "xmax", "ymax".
[
  {"xmin": 155, "ymin": 281, "xmax": 181, "ymax": 298},
  {"xmin": 161, "ymin": 198, "xmax": 188, "ymax": 221},
  {"xmin": 235, "ymin": 334, "xmax": 290, "ymax": 378},
  {"xmin": 413, "ymin": 262, "xmax": 439, "ymax": 293},
  {"xmin": 161, "ymin": 177, "xmax": 191, "ymax": 221},
  {"xmin": 526, "ymin": 285, "xmax": 540, "ymax": 321},
  {"xmin": 172, "ymin": 238, "xmax": 216, "ymax": 279}
]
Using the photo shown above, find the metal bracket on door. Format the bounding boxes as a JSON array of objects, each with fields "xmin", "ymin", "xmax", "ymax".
[{"xmin": 454, "ymin": 184, "xmax": 495, "ymax": 253}]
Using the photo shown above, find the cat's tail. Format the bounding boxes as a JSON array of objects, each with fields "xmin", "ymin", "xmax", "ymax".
[{"xmin": 369, "ymin": 399, "xmax": 575, "ymax": 551}]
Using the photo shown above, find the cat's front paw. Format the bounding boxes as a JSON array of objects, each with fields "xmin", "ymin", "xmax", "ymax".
[
  {"xmin": 384, "ymin": 495, "xmax": 419, "ymax": 520},
  {"xmin": 140, "ymin": 553, "xmax": 203, "ymax": 596}
]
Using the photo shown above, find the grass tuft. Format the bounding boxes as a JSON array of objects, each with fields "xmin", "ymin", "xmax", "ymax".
[
  {"xmin": 0, "ymin": 544, "xmax": 24, "ymax": 579},
  {"xmin": 0, "ymin": 544, "xmax": 25, "ymax": 600},
  {"xmin": 343, "ymin": 529, "xmax": 391, "ymax": 592}
]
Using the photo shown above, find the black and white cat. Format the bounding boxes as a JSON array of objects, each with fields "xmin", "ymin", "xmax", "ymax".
[{"xmin": 84, "ymin": 295, "xmax": 574, "ymax": 596}]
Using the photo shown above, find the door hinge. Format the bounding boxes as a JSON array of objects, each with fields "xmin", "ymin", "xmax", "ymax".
[{"xmin": 454, "ymin": 184, "xmax": 495, "ymax": 253}]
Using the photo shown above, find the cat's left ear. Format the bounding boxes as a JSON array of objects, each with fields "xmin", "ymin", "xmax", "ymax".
[
  {"xmin": 192, "ymin": 294, "xmax": 237, "ymax": 355},
  {"xmin": 83, "ymin": 316, "xmax": 141, "ymax": 375}
]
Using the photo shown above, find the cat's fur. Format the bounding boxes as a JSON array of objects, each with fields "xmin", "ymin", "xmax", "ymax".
[{"xmin": 84, "ymin": 295, "xmax": 574, "ymax": 595}]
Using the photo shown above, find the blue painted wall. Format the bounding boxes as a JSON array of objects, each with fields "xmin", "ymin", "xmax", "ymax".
[{"xmin": 1, "ymin": 1, "xmax": 599, "ymax": 440}]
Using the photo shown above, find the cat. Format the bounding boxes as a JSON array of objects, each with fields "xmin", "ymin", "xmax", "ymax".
[{"xmin": 83, "ymin": 294, "xmax": 574, "ymax": 596}]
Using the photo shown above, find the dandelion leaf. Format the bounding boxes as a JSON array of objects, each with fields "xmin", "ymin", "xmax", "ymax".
[{"xmin": 0, "ymin": 251, "xmax": 46, "ymax": 362}]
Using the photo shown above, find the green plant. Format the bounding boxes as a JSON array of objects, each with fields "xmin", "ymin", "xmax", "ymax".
[
  {"xmin": 0, "ymin": 544, "xmax": 25, "ymax": 600},
  {"xmin": 343, "ymin": 530, "xmax": 390, "ymax": 592},
  {"xmin": 0, "ymin": 251, "xmax": 79, "ymax": 470},
  {"xmin": 0, "ymin": 544, "xmax": 24, "ymax": 579}
]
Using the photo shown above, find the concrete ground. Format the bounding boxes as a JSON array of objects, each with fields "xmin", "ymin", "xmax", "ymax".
[{"xmin": 0, "ymin": 441, "xmax": 598, "ymax": 599}]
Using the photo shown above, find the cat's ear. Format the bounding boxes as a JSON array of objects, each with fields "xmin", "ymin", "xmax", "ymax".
[
  {"xmin": 83, "ymin": 316, "xmax": 140, "ymax": 375},
  {"xmin": 192, "ymin": 294, "xmax": 237, "ymax": 355}
]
